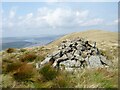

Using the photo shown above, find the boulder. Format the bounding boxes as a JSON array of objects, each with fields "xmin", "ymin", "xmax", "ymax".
[{"xmin": 88, "ymin": 56, "xmax": 102, "ymax": 68}]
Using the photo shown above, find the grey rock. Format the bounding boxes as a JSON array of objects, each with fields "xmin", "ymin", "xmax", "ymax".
[
  {"xmin": 36, "ymin": 63, "xmax": 40, "ymax": 69},
  {"xmin": 99, "ymin": 55, "xmax": 111, "ymax": 66},
  {"xmin": 59, "ymin": 60, "xmax": 70, "ymax": 67},
  {"xmin": 75, "ymin": 60, "xmax": 81, "ymax": 67},
  {"xmin": 60, "ymin": 54, "xmax": 68, "ymax": 60},
  {"xmin": 75, "ymin": 55, "xmax": 82, "ymax": 60},
  {"xmin": 40, "ymin": 57, "xmax": 51, "ymax": 65},
  {"xmin": 74, "ymin": 50, "xmax": 80, "ymax": 57},
  {"xmin": 81, "ymin": 46, "xmax": 86, "ymax": 51},
  {"xmin": 36, "ymin": 37, "xmax": 110, "ymax": 70},
  {"xmin": 65, "ymin": 47, "xmax": 72, "ymax": 53},
  {"xmin": 70, "ymin": 60, "xmax": 76, "ymax": 67},
  {"xmin": 88, "ymin": 56, "xmax": 102, "ymax": 68},
  {"xmin": 66, "ymin": 52, "xmax": 73, "ymax": 59},
  {"xmin": 93, "ymin": 42, "xmax": 96, "ymax": 48}
]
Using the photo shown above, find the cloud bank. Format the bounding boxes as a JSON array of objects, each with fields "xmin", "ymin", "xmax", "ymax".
[
  {"xmin": 3, "ymin": 7, "xmax": 108, "ymax": 29},
  {"xmin": 2, "ymin": 6, "xmax": 118, "ymax": 37}
]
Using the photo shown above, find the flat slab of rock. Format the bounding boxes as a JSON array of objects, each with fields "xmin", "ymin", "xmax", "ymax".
[{"xmin": 88, "ymin": 56, "xmax": 102, "ymax": 68}]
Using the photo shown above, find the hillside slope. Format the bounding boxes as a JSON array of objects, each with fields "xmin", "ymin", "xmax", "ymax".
[
  {"xmin": 46, "ymin": 30, "xmax": 118, "ymax": 49},
  {"xmin": 1, "ymin": 30, "xmax": 118, "ymax": 88}
]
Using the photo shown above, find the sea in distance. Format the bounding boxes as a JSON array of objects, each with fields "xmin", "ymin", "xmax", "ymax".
[{"xmin": 1, "ymin": 35, "xmax": 63, "ymax": 51}]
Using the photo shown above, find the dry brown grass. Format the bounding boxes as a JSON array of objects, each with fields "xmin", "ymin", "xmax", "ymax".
[
  {"xmin": 20, "ymin": 53, "xmax": 37, "ymax": 62},
  {"xmin": 1, "ymin": 30, "xmax": 118, "ymax": 88},
  {"xmin": 6, "ymin": 61, "xmax": 23, "ymax": 73},
  {"xmin": 13, "ymin": 63, "xmax": 36, "ymax": 81},
  {"xmin": 46, "ymin": 30, "xmax": 118, "ymax": 50},
  {"xmin": 71, "ymin": 68, "xmax": 118, "ymax": 88}
]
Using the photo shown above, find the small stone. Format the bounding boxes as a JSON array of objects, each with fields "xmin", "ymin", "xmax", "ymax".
[{"xmin": 36, "ymin": 63, "xmax": 40, "ymax": 69}]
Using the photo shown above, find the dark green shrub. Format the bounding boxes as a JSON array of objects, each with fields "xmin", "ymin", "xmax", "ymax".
[
  {"xmin": 39, "ymin": 64, "xmax": 58, "ymax": 81},
  {"xmin": 20, "ymin": 53, "xmax": 37, "ymax": 62}
]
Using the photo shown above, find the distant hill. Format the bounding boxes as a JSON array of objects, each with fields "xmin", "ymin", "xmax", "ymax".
[
  {"xmin": 46, "ymin": 30, "xmax": 118, "ymax": 50},
  {"xmin": 1, "ymin": 35, "xmax": 63, "ymax": 50}
]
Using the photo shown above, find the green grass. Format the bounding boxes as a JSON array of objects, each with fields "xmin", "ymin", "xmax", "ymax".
[
  {"xmin": 2, "ymin": 74, "xmax": 14, "ymax": 88},
  {"xmin": 39, "ymin": 64, "xmax": 58, "ymax": 81},
  {"xmin": 35, "ymin": 55, "xmax": 45, "ymax": 62},
  {"xmin": 99, "ymin": 46, "xmax": 118, "ymax": 61},
  {"xmin": 1, "ymin": 43, "xmax": 118, "ymax": 88},
  {"xmin": 71, "ymin": 68, "xmax": 118, "ymax": 88},
  {"xmin": 53, "ymin": 73, "xmax": 70, "ymax": 88}
]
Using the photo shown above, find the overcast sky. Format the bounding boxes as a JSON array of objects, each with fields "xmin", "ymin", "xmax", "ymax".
[{"xmin": 2, "ymin": 2, "xmax": 118, "ymax": 37}]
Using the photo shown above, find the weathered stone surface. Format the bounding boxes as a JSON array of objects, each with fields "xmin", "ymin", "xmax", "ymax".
[
  {"xmin": 37, "ymin": 37, "xmax": 111, "ymax": 71},
  {"xmin": 99, "ymin": 55, "xmax": 111, "ymax": 66},
  {"xmin": 36, "ymin": 63, "xmax": 40, "ymax": 69},
  {"xmin": 88, "ymin": 56, "xmax": 102, "ymax": 68},
  {"xmin": 40, "ymin": 57, "xmax": 51, "ymax": 65}
]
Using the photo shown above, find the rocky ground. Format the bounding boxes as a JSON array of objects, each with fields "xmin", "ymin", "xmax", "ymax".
[
  {"xmin": 0, "ymin": 30, "xmax": 118, "ymax": 88},
  {"xmin": 38, "ymin": 38, "xmax": 112, "ymax": 71}
]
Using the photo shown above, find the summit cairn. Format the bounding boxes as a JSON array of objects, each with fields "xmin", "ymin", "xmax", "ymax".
[{"xmin": 36, "ymin": 38, "xmax": 111, "ymax": 71}]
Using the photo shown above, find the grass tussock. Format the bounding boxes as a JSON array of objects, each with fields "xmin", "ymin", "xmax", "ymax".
[
  {"xmin": 6, "ymin": 61, "xmax": 23, "ymax": 73},
  {"xmin": 20, "ymin": 53, "xmax": 37, "ymax": 62},
  {"xmin": 72, "ymin": 68, "xmax": 118, "ymax": 88},
  {"xmin": 13, "ymin": 63, "xmax": 35, "ymax": 81},
  {"xmin": 34, "ymin": 64, "xmax": 73, "ymax": 88},
  {"xmin": 39, "ymin": 64, "xmax": 58, "ymax": 81},
  {"xmin": 6, "ymin": 48, "xmax": 16, "ymax": 53},
  {"xmin": 19, "ymin": 48, "xmax": 27, "ymax": 52},
  {"xmin": 35, "ymin": 55, "xmax": 45, "ymax": 62},
  {"xmin": 53, "ymin": 74, "xmax": 69, "ymax": 88}
]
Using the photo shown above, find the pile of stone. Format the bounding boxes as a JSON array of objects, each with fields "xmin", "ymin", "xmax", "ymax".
[{"xmin": 36, "ymin": 38, "xmax": 111, "ymax": 71}]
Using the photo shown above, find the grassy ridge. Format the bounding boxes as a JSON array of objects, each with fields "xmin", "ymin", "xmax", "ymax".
[{"xmin": 1, "ymin": 30, "xmax": 118, "ymax": 88}]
